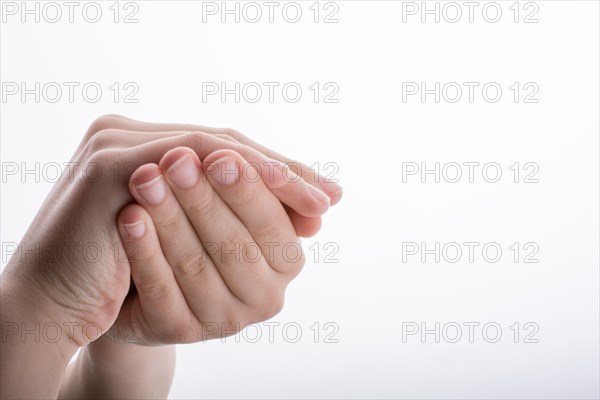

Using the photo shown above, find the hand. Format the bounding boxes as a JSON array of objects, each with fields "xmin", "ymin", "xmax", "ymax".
[
  {"xmin": 113, "ymin": 147, "xmax": 305, "ymax": 344},
  {"xmin": 0, "ymin": 115, "xmax": 341, "ymax": 397},
  {"xmin": 2, "ymin": 115, "xmax": 335, "ymax": 344}
]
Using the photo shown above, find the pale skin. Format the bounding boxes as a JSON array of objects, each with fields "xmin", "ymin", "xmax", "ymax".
[{"xmin": 0, "ymin": 115, "xmax": 342, "ymax": 399}]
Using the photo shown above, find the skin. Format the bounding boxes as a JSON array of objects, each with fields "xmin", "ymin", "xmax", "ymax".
[{"xmin": 0, "ymin": 116, "xmax": 342, "ymax": 399}]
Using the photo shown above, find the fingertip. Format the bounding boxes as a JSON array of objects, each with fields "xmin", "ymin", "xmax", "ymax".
[
  {"xmin": 319, "ymin": 181, "xmax": 343, "ymax": 206},
  {"xmin": 284, "ymin": 206, "xmax": 322, "ymax": 238},
  {"xmin": 329, "ymin": 187, "xmax": 343, "ymax": 206},
  {"xmin": 307, "ymin": 184, "xmax": 331, "ymax": 207},
  {"xmin": 118, "ymin": 204, "xmax": 149, "ymax": 239},
  {"xmin": 296, "ymin": 217, "xmax": 322, "ymax": 238},
  {"xmin": 129, "ymin": 163, "xmax": 162, "ymax": 189},
  {"xmin": 202, "ymin": 150, "xmax": 250, "ymax": 187},
  {"xmin": 129, "ymin": 164, "xmax": 168, "ymax": 206},
  {"xmin": 119, "ymin": 203, "xmax": 147, "ymax": 224},
  {"xmin": 203, "ymin": 149, "xmax": 245, "ymax": 166},
  {"xmin": 159, "ymin": 146, "xmax": 202, "ymax": 172}
]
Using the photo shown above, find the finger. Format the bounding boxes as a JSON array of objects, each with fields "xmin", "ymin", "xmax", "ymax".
[
  {"xmin": 155, "ymin": 147, "xmax": 282, "ymax": 305},
  {"xmin": 87, "ymin": 114, "xmax": 343, "ymax": 205},
  {"xmin": 196, "ymin": 148, "xmax": 303, "ymax": 276},
  {"xmin": 201, "ymin": 150, "xmax": 303, "ymax": 275},
  {"xmin": 125, "ymin": 132, "xmax": 331, "ymax": 218},
  {"xmin": 79, "ymin": 128, "xmax": 326, "ymax": 229},
  {"xmin": 220, "ymin": 137, "xmax": 344, "ymax": 206},
  {"xmin": 128, "ymin": 163, "xmax": 239, "ymax": 319},
  {"xmin": 255, "ymin": 157, "xmax": 332, "ymax": 218},
  {"xmin": 284, "ymin": 205, "xmax": 322, "ymax": 238},
  {"xmin": 116, "ymin": 204, "xmax": 197, "ymax": 344}
]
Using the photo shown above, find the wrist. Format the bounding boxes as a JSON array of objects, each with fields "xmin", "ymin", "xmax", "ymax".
[
  {"xmin": 1, "ymin": 257, "xmax": 114, "ymax": 349},
  {"xmin": 1, "ymin": 273, "xmax": 80, "ymax": 358},
  {"xmin": 1, "ymin": 278, "xmax": 79, "ymax": 398},
  {"xmin": 59, "ymin": 333, "xmax": 176, "ymax": 398},
  {"xmin": 86, "ymin": 333, "xmax": 175, "ymax": 369}
]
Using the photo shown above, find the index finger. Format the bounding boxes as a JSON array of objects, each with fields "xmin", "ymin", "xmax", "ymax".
[{"xmin": 86, "ymin": 114, "xmax": 343, "ymax": 205}]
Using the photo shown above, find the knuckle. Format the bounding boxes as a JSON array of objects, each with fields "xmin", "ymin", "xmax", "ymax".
[
  {"xmin": 85, "ymin": 148, "xmax": 122, "ymax": 173},
  {"xmin": 156, "ymin": 321, "xmax": 195, "ymax": 344},
  {"xmin": 220, "ymin": 232, "xmax": 249, "ymax": 264},
  {"xmin": 184, "ymin": 131, "xmax": 206, "ymax": 149},
  {"xmin": 154, "ymin": 213, "xmax": 181, "ymax": 235},
  {"xmin": 221, "ymin": 128, "xmax": 243, "ymax": 141},
  {"xmin": 255, "ymin": 220, "xmax": 288, "ymax": 243},
  {"xmin": 279, "ymin": 242, "xmax": 305, "ymax": 277},
  {"xmin": 185, "ymin": 190, "xmax": 216, "ymax": 218},
  {"xmin": 213, "ymin": 133, "xmax": 237, "ymax": 143},
  {"xmin": 127, "ymin": 248, "xmax": 155, "ymax": 265},
  {"xmin": 222, "ymin": 313, "xmax": 247, "ymax": 336},
  {"xmin": 227, "ymin": 185, "xmax": 256, "ymax": 209},
  {"xmin": 136, "ymin": 278, "xmax": 170, "ymax": 303},
  {"xmin": 255, "ymin": 293, "xmax": 285, "ymax": 321},
  {"xmin": 289, "ymin": 240, "xmax": 306, "ymax": 269},
  {"xmin": 174, "ymin": 252, "xmax": 210, "ymax": 280},
  {"xmin": 84, "ymin": 128, "xmax": 119, "ymax": 154},
  {"xmin": 72, "ymin": 148, "xmax": 120, "ymax": 187},
  {"xmin": 246, "ymin": 222, "xmax": 303, "ymax": 274},
  {"xmin": 85, "ymin": 114, "xmax": 123, "ymax": 140}
]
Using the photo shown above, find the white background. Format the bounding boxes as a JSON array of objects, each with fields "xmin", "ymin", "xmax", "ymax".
[{"xmin": 1, "ymin": 0, "xmax": 599, "ymax": 398}]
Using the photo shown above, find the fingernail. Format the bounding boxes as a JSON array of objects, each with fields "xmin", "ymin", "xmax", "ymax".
[
  {"xmin": 167, "ymin": 154, "xmax": 199, "ymax": 189},
  {"xmin": 123, "ymin": 220, "xmax": 145, "ymax": 239},
  {"xmin": 135, "ymin": 175, "xmax": 166, "ymax": 205},
  {"xmin": 320, "ymin": 181, "xmax": 343, "ymax": 205},
  {"xmin": 209, "ymin": 157, "xmax": 239, "ymax": 185},
  {"xmin": 307, "ymin": 184, "xmax": 330, "ymax": 204}
]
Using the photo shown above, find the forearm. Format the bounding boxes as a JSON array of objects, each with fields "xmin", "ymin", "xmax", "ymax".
[{"xmin": 58, "ymin": 333, "xmax": 175, "ymax": 399}]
